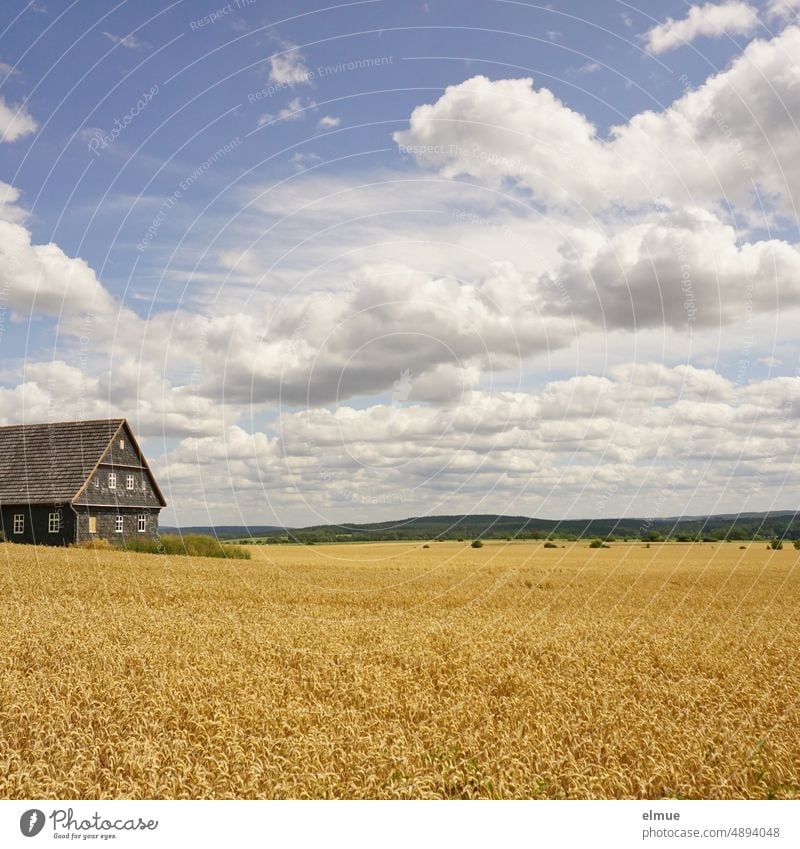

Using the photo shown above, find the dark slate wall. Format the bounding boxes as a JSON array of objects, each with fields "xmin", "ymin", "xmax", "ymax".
[
  {"xmin": 0, "ymin": 504, "xmax": 76, "ymax": 546},
  {"xmin": 73, "ymin": 466, "xmax": 163, "ymax": 509},
  {"xmin": 101, "ymin": 430, "xmax": 148, "ymax": 468},
  {"xmin": 74, "ymin": 507, "xmax": 161, "ymax": 544}
]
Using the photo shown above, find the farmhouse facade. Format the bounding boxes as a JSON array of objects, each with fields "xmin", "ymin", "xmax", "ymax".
[{"xmin": 0, "ymin": 418, "xmax": 166, "ymax": 546}]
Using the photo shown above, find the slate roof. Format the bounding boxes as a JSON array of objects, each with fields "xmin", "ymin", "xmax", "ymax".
[{"xmin": 0, "ymin": 419, "xmax": 125, "ymax": 504}]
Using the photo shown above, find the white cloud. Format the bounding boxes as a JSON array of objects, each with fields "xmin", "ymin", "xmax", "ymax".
[
  {"xmin": 267, "ymin": 43, "xmax": 312, "ymax": 86},
  {"xmin": 290, "ymin": 152, "xmax": 322, "ymax": 170},
  {"xmin": 0, "ymin": 192, "xmax": 118, "ymax": 318},
  {"xmin": 102, "ymin": 31, "xmax": 148, "ymax": 50},
  {"xmin": 256, "ymin": 97, "xmax": 316, "ymax": 127},
  {"xmin": 767, "ymin": 0, "xmax": 800, "ymax": 19},
  {"xmin": 153, "ymin": 364, "xmax": 800, "ymax": 524},
  {"xmin": 550, "ymin": 207, "xmax": 800, "ymax": 329},
  {"xmin": 645, "ymin": 2, "xmax": 760, "ymax": 54},
  {"xmin": 318, "ymin": 115, "xmax": 341, "ymax": 129},
  {"xmin": 0, "ymin": 96, "xmax": 37, "ymax": 143},
  {"xmin": 394, "ymin": 26, "xmax": 800, "ymax": 215},
  {"xmin": 394, "ymin": 75, "xmax": 610, "ymax": 208},
  {"xmin": 278, "ymin": 96, "xmax": 314, "ymax": 120}
]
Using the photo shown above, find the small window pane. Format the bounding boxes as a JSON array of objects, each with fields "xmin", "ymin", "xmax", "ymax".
[
  {"xmin": 48, "ymin": 513, "xmax": 61, "ymax": 533},
  {"xmin": 126, "ymin": 474, "xmax": 134, "ymax": 490},
  {"xmin": 138, "ymin": 515, "xmax": 147, "ymax": 533},
  {"xmin": 109, "ymin": 472, "xmax": 116, "ymax": 490},
  {"xmin": 13, "ymin": 514, "xmax": 24, "ymax": 534},
  {"xmin": 115, "ymin": 515, "xmax": 123, "ymax": 533}
]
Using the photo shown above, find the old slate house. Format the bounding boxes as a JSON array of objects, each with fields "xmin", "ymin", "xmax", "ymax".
[{"xmin": 0, "ymin": 418, "xmax": 166, "ymax": 546}]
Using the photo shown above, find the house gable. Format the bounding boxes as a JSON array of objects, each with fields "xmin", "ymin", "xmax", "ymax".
[{"xmin": 72, "ymin": 420, "xmax": 167, "ymax": 509}]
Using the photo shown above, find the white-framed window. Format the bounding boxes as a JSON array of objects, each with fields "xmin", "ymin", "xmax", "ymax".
[
  {"xmin": 93, "ymin": 476, "xmax": 100, "ymax": 488},
  {"xmin": 108, "ymin": 472, "xmax": 116, "ymax": 490},
  {"xmin": 138, "ymin": 514, "xmax": 147, "ymax": 533},
  {"xmin": 126, "ymin": 474, "xmax": 135, "ymax": 490},
  {"xmin": 88, "ymin": 516, "xmax": 97, "ymax": 534},
  {"xmin": 13, "ymin": 514, "xmax": 24, "ymax": 534},
  {"xmin": 48, "ymin": 513, "xmax": 61, "ymax": 533},
  {"xmin": 115, "ymin": 515, "xmax": 123, "ymax": 533},
  {"xmin": 119, "ymin": 438, "xmax": 125, "ymax": 450}
]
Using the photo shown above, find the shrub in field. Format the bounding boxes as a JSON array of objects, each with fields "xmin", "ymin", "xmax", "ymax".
[
  {"xmin": 74, "ymin": 538, "xmax": 115, "ymax": 551},
  {"xmin": 769, "ymin": 539, "xmax": 783, "ymax": 550},
  {"xmin": 589, "ymin": 539, "xmax": 609, "ymax": 549},
  {"xmin": 471, "ymin": 540, "xmax": 483, "ymax": 548},
  {"xmin": 795, "ymin": 540, "xmax": 800, "ymax": 550},
  {"xmin": 543, "ymin": 542, "xmax": 558, "ymax": 549},
  {"xmin": 123, "ymin": 534, "xmax": 251, "ymax": 559}
]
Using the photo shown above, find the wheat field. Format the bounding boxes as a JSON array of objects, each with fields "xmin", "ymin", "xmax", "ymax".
[{"xmin": 1, "ymin": 540, "xmax": 799, "ymax": 799}]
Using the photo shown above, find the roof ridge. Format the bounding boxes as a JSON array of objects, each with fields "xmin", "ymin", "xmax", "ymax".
[{"xmin": 0, "ymin": 418, "xmax": 126, "ymax": 430}]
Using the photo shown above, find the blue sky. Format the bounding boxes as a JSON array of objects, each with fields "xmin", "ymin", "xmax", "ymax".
[{"xmin": 2, "ymin": 0, "xmax": 800, "ymax": 526}]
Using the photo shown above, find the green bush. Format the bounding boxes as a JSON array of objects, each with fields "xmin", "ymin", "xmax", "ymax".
[
  {"xmin": 769, "ymin": 539, "xmax": 783, "ymax": 551},
  {"xmin": 589, "ymin": 539, "xmax": 610, "ymax": 549},
  {"xmin": 543, "ymin": 542, "xmax": 558, "ymax": 549},
  {"xmin": 471, "ymin": 539, "xmax": 483, "ymax": 548},
  {"xmin": 74, "ymin": 538, "xmax": 115, "ymax": 551},
  {"xmin": 123, "ymin": 534, "xmax": 251, "ymax": 560}
]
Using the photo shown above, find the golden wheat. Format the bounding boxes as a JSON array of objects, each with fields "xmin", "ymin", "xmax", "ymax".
[{"xmin": 1, "ymin": 540, "xmax": 799, "ymax": 799}]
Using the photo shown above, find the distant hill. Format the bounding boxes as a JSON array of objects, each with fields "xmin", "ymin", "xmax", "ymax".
[
  {"xmin": 160, "ymin": 525, "xmax": 291, "ymax": 537},
  {"xmin": 167, "ymin": 510, "xmax": 800, "ymax": 543}
]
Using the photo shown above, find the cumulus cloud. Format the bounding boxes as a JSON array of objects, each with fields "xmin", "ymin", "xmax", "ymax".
[
  {"xmin": 394, "ymin": 27, "xmax": 800, "ymax": 214},
  {"xmin": 183, "ymin": 261, "xmax": 578, "ymax": 406},
  {"xmin": 267, "ymin": 43, "xmax": 312, "ymax": 86},
  {"xmin": 0, "ymin": 203, "xmax": 118, "ymax": 318},
  {"xmin": 0, "ymin": 96, "xmax": 37, "ymax": 143},
  {"xmin": 767, "ymin": 0, "xmax": 800, "ymax": 19},
  {"xmin": 644, "ymin": 2, "xmax": 760, "ymax": 54},
  {"xmin": 549, "ymin": 208, "xmax": 800, "ymax": 329},
  {"xmin": 155, "ymin": 365, "xmax": 800, "ymax": 524},
  {"xmin": 277, "ymin": 96, "xmax": 315, "ymax": 120},
  {"xmin": 394, "ymin": 75, "xmax": 611, "ymax": 208}
]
